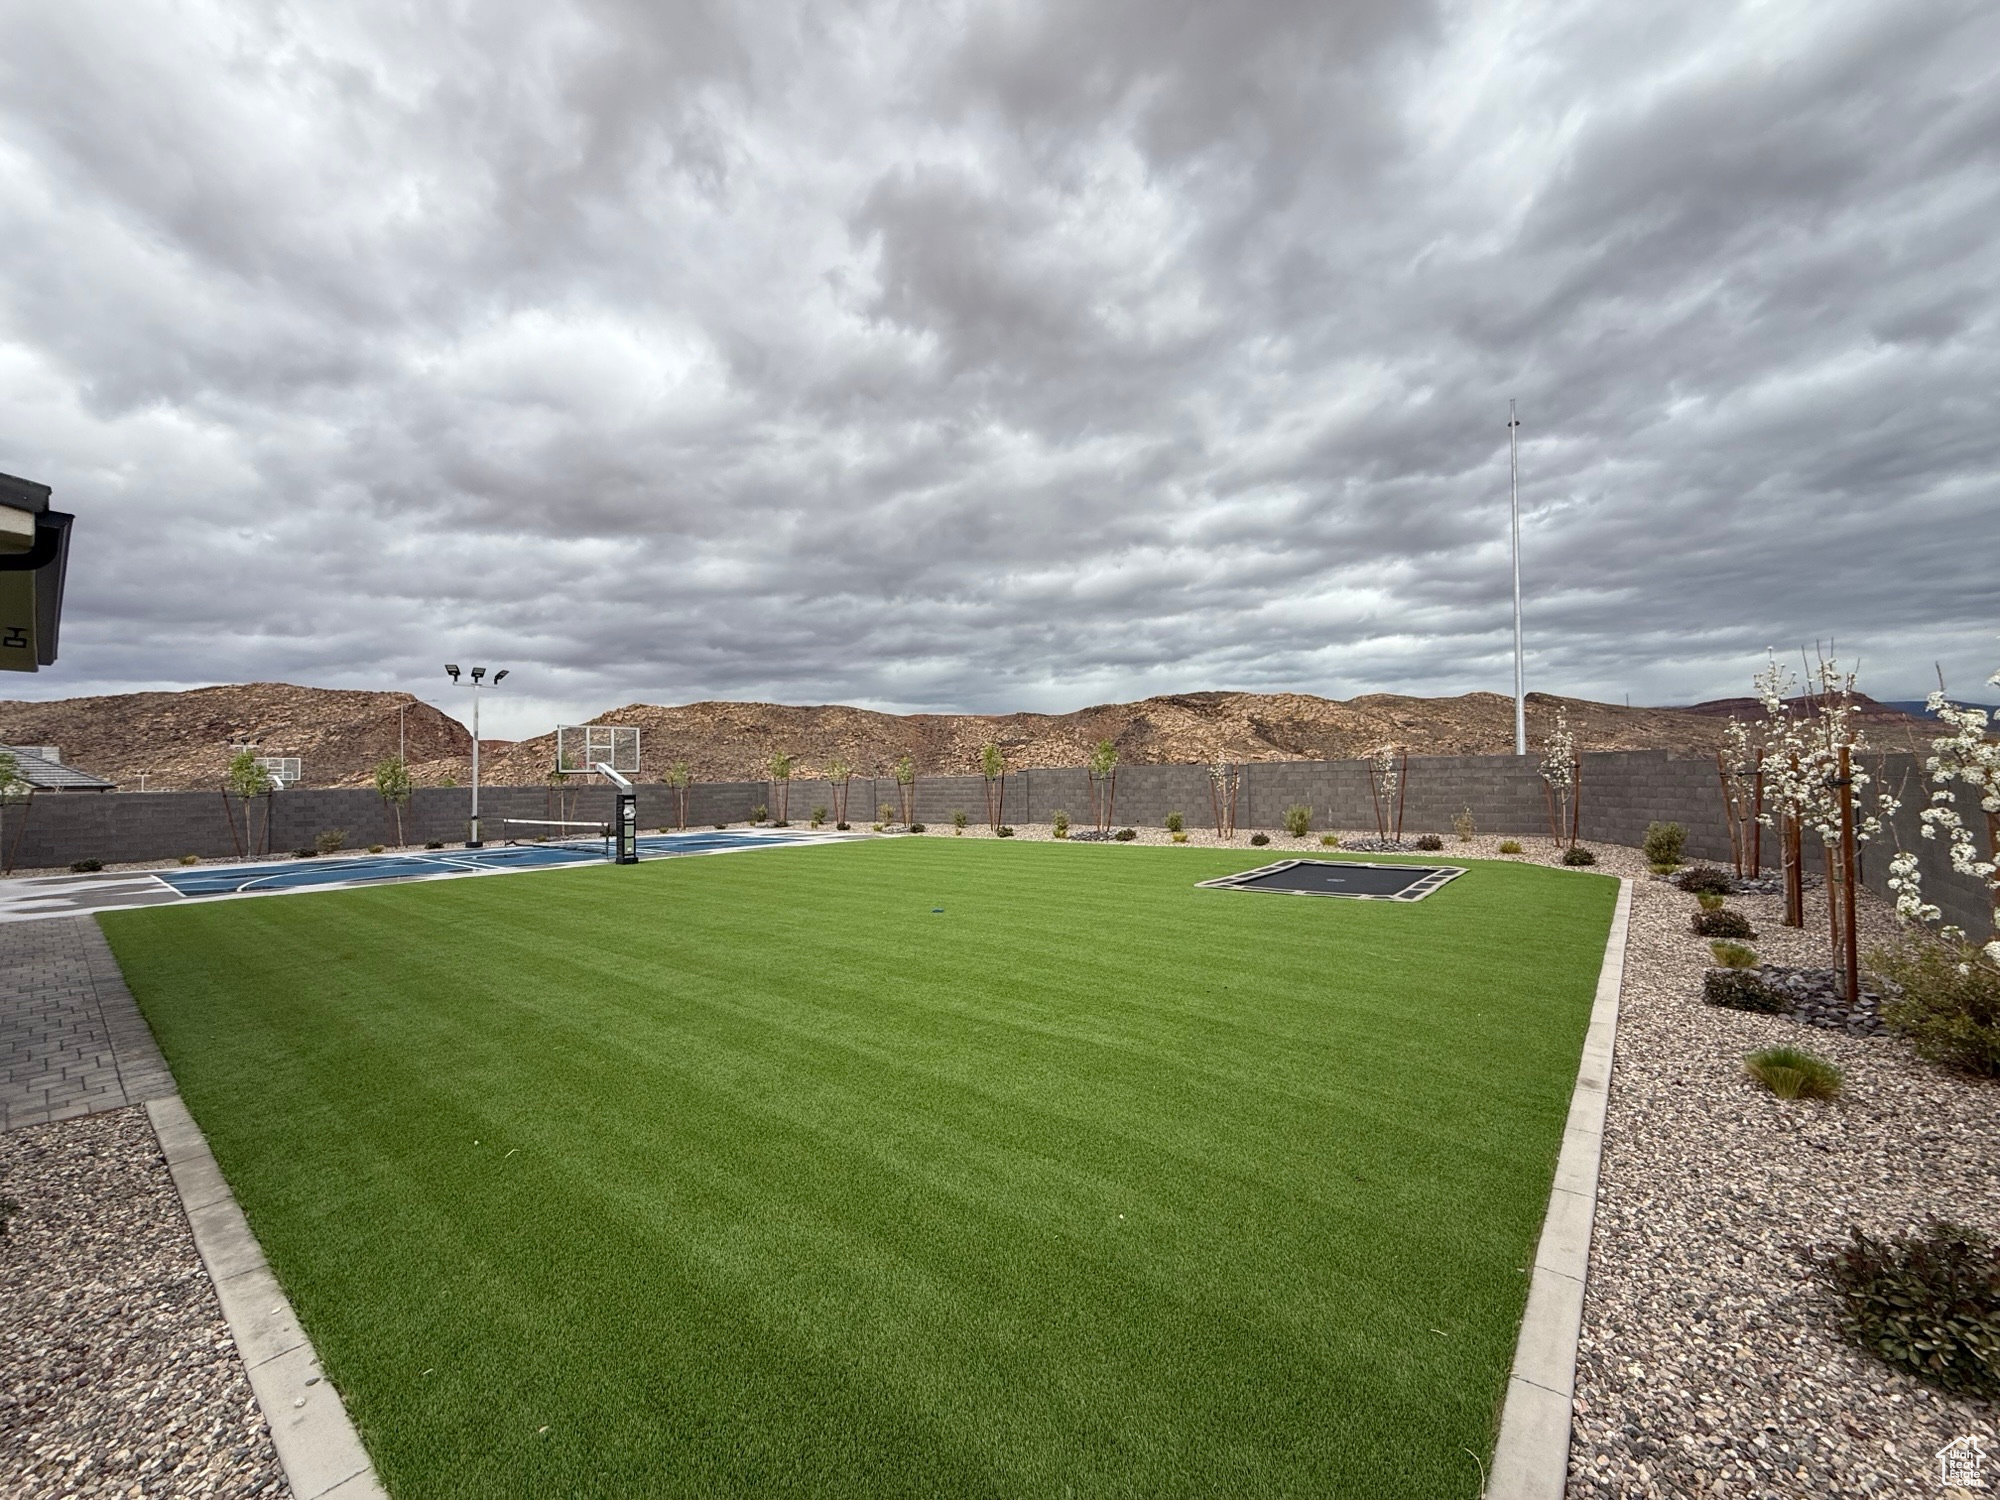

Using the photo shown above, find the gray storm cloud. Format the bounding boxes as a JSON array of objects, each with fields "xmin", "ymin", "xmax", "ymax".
[{"xmin": 0, "ymin": 0, "xmax": 1994, "ymax": 739}]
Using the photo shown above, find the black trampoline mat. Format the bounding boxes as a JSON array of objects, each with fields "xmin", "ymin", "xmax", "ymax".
[{"xmin": 1196, "ymin": 859, "xmax": 1466, "ymax": 902}]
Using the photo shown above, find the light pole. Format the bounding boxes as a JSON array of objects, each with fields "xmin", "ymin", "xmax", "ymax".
[
  {"xmin": 1508, "ymin": 399, "xmax": 1526, "ymax": 756},
  {"xmin": 445, "ymin": 665, "xmax": 508, "ymax": 846}
]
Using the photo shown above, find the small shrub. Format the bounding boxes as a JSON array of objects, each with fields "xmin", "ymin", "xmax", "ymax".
[
  {"xmin": 1415, "ymin": 834, "xmax": 1444, "ymax": 852},
  {"xmin": 1693, "ymin": 908, "xmax": 1755, "ymax": 939},
  {"xmin": 1165, "ymin": 811, "xmax": 1184, "ymax": 834},
  {"xmin": 295, "ymin": 848, "xmax": 320, "ymax": 859},
  {"xmin": 1453, "ymin": 806, "xmax": 1475, "ymax": 842},
  {"xmin": 773, "ymin": 819, "xmax": 790, "ymax": 828},
  {"xmin": 1498, "ymin": 839, "xmax": 1523, "ymax": 854},
  {"xmin": 368, "ymin": 844, "xmax": 384, "ymax": 854},
  {"xmin": 425, "ymin": 840, "xmax": 445, "ymax": 850},
  {"xmin": 811, "ymin": 806, "xmax": 828, "ymax": 828},
  {"xmin": 1171, "ymin": 831, "xmax": 1188, "ymax": 843},
  {"xmin": 1744, "ymin": 1045, "xmax": 1842, "ymax": 1100},
  {"xmin": 179, "ymin": 854, "xmax": 200, "ymax": 866},
  {"xmin": 879, "ymin": 803, "xmax": 895, "ymax": 825},
  {"xmin": 1649, "ymin": 862, "xmax": 1679, "ymax": 875},
  {"xmin": 836, "ymin": 822, "xmax": 851, "ymax": 831},
  {"xmin": 908, "ymin": 823, "xmax": 926, "ymax": 834},
  {"xmin": 1320, "ymin": 834, "xmax": 1339, "ymax": 848},
  {"xmin": 1115, "ymin": 828, "xmax": 1136, "ymax": 842},
  {"xmin": 1710, "ymin": 940, "xmax": 1758, "ymax": 969},
  {"xmin": 1704, "ymin": 968, "xmax": 1786, "ymax": 1013},
  {"xmin": 871, "ymin": 823, "xmax": 884, "ymax": 833},
  {"xmin": 1561, "ymin": 846, "xmax": 1597, "ymax": 866},
  {"xmin": 997, "ymin": 826, "xmax": 1015, "ymax": 838},
  {"xmin": 1250, "ymin": 832, "xmax": 1270, "ymax": 847},
  {"xmin": 1678, "ymin": 865, "xmax": 1735, "ymax": 896},
  {"xmin": 315, "ymin": 828, "xmax": 347, "ymax": 855},
  {"xmin": 1697, "ymin": 891, "xmax": 1725, "ymax": 912},
  {"xmin": 1823, "ymin": 1221, "xmax": 2000, "ymax": 1396},
  {"xmin": 1282, "ymin": 804, "xmax": 1311, "ymax": 837},
  {"xmin": 69, "ymin": 858, "xmax": 103, "ymax": 873},
  {"xmin": 752, "ymin": 805, "xmax": 768, "ymax": 824},
  {"xmin": 1052, "ymin": 810, "xmax": 1070, "ymax": 838},
  {"xmin": 1871, "ymin": 936, "xmax": 2000, "ymax": 1077},
  {"xmin": 714, "ymin": 823, "xmax": 729, "ymax": 831},
  {"xmin": 1642, "ymin": 820, "xmax": 1687, "ymax": 867}
]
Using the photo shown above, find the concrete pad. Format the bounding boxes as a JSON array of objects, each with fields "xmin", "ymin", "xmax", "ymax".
[
  {"xmin": 245, "ymin": 1341, "xmax": 377, "ymax": 1500},
  {"xmin": 1486, "ymin": 1376, "xmax": 1573, "ymax": 1500}
]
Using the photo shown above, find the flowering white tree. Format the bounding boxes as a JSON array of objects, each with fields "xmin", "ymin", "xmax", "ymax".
[
  {"xmin": 1539, "ymin": 709, "xmax": 1579, "ymax": 847},
  {"xmin": 1886, "ymin": 655, "xmax": 2000, "ymax": 966},
  {"xmin": 1368, "ymin": 744, "xmax": 1405, "ymax": 841},
  {"xmin": 1208, "ymin": 752, "xmax": 1241, "ymax": 840},
  {"xmin": 1717, "ymin": 718, "xmax": 1760, "ymax": 876},
  {"xmin": 1752, "ymin": 649, "xmax": 1898, "ymax": 967}
]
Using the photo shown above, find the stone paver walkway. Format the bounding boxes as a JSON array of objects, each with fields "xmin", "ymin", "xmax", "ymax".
[{"xmin": 1, "ymin": 916, "xmax": 174, "ymax": 1131}]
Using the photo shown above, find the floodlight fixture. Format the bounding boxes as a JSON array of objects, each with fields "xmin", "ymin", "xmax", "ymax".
[
  {"xmin": 445, "ymin": 664, "xmax": 461, "ymax": 682},
  {"xmin": 493, "ymin": 669, "xmax": 508, "ymax": 684},
  {"xmin": 470, "ymin": 666, "xmax": 486, "ymax": 683}
]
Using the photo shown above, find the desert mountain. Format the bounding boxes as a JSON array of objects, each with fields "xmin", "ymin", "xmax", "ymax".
[
  {"xmin": 0, "ymin": 683, "xmax": 1937, "ymax": 792},
  {"xmin": 0, "ymin": 684, "xmax": 474, "ymax": 791}
]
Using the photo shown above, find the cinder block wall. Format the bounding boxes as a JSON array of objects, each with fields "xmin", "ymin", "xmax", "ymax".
[{"xmin": 7, "ymin": 751, "xmax": 1989, "ymax": 939}]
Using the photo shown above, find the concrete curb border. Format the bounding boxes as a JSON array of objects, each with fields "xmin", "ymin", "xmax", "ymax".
[
  {"xmin": 147, "ymin": 1095, "xmax": 388, "ymax": 1500},
  {"xmin": 1487, "ymin": 875, "xmax": 1632, "ymax": 1500}
]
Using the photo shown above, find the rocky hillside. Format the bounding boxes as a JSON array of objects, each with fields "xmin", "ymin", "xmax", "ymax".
[
  {"xmin": 0, "ymin": 684, "xmax": 476, "ymax": 791},
  {"xmin": 478, "ymin": 689, "xmax": 1879, "ymax": 784},
  {"xmin": 0, "ymin": 683, "xmax": 1937, "ymax": 791}
]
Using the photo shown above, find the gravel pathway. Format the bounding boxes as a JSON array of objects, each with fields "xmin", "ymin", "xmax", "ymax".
[
  {"xmin": 1571, "ymin": 870, "xmax": 2000, "ymax": 1497},
  {"xmin": 0, "ymin": 1105, "xmax": 290, "ymax": 1499}
]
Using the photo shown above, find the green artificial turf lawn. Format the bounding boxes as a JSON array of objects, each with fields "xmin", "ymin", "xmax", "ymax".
[{"xmin": 103, "ymin": 841, "xmax": 1617, "ymax": 1499}]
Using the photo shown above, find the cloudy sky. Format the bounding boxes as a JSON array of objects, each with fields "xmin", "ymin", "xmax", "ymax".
[{"xmin": 1, "ymin": 0, "xmax": 1995, "ymax": 739}]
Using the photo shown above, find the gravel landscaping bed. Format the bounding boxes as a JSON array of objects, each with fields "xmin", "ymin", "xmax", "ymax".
[
  {"xmin": 1571, "ymin": 872, "xmax": 1999, "ymax": 1497},
  {"xmin": 0, "ymin": 1106, "xmax": 289, "ymax": 1499}
]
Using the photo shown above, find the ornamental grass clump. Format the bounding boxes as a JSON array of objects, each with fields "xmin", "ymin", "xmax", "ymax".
[
  {"xmin": 1711, "ymin": 940, "xmax": 1758, "ymax": 969},
  {"xmin": 1823, "ymin": 1221, "xmax": 2000, "ymax": 1396},
  {"xmin": 1870, "ymin": 936, "xmax": 2000, "ymax": 1077},
  {"xmin": 1415, "ymin": 834, "xmax": 1444, "ymax": 851},
  {"xmin": 1320, "ymin": 834, "xmax": 1339, "ymax": 848},
  {"xmin": 1498, "ymin": 840, "xmax": 1523, "ymax": 855},
  {"xmin": 1744, "ymin": 1045, "xmax": 1842, "ymax": 1100}
]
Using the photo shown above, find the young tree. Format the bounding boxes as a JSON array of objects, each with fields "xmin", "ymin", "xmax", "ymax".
[
  {"xmin": 769, "ymin": 751, "xmax": 794, "ymax": 825},
  {"xmin": 826, "ymin": 756, "xmax": 853, "ymax": 827},
  {"xmin": 1088, "ymin": 739, "xmax": 1118, "ymax": 833},
  {"xmin": 1716, "ymin": 719, "xmax": 1762, "ymax": 877},
  {"xmin": 666, "ymin": 761, "xmax": 692, "ymax": 830},
  {"xmin": 980, "ymin": 743, "xmax": 1006, "ymax": 832},
  {"xmin": 1539, "ymin": 711, "xmax": 1579, "ymax": 849},
  {"xmin": 894, "ymin": 754, "xmax": 916, "ymax": 826},
  {"xmin": 1207, "ymin": 752, "xmax": 1240, "ymax": 840},
  {"xmin": 374, "ymin": 755, "xmax": 413, "ymax": 847},
  {"xmin": 1368, "ymin": 744, "xmax": 1407, "ymax": 842},
  {"xmin": 224, "ymin": 750, "xmax": 273, "ymax": 857},
  {"xmin": 1887, "ymin": 655, "xmax": 2000, "ymax": 965}
]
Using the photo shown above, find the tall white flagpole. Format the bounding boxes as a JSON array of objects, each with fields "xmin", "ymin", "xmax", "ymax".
[{"xmin": 1509, "ymin": 400, "xmax": 1525, "ymax": 755}]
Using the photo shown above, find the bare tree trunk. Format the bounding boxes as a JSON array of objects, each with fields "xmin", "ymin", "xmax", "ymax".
[
  {"xmin": 1569, "ymin": 755, "xmax": 1583, "ymax": 847},
  {"xmin": 1, "ymin": 793, "xmax": 33, "ymax": 874},
  {"xmin": 1751, "ymin": 752, "xmax": 1764, "ymax": 879},
  {"xmin": 221, "ymin": 790, "xmax": 244, "ymax": 857},
  {"xmin": 1395, "ymin": 751, "xmax": 1409, "ymax": 842},
  {"xmin": 1783, "ymin": 816, "xmax": 1804, "ymax": 927},
  {"xmin": 1838, "ymin": 745, "xmax": 1861, "ymax": 1003}
]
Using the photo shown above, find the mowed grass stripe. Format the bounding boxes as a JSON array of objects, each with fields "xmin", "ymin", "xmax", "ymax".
[{"xmin": 103, "ymin": 839, "xmax": 1616, "ymax": 1498}]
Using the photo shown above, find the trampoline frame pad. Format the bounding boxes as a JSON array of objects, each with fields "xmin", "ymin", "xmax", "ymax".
[{"xmin": 1196, "ymin": 858, "xmax": 1467, "ymax": 902}]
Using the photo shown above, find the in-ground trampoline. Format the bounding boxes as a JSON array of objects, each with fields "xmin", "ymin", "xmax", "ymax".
[{"xmin": 1197, "ymin": 859, "xmax": 1466, "ymax": 901}]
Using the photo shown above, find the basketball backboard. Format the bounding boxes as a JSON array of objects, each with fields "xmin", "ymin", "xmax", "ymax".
[{"xmin": 556, "ymin": 725, "xmax": 640, "ymax": 776}]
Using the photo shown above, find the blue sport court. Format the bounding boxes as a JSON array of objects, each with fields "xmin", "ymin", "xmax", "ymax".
[{"xmin": 153, "ymin": 829, "xmax": 830, "ymax": 898}]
